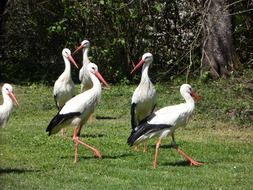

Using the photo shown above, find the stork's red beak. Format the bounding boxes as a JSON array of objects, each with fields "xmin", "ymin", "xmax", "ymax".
[
  {"xmin": 8, "ymin": 92, "xmax": 19, "ymax": 106},
  {"xmin": 72, "ymin": 44, "xmax": 85, "ymax": 55},
  {"xmin": 190, "ymin": 91, "xmax": 201, "ymax": 102},
  {"xmin": 67, "ymin": 54, "xmax": 79, "ymax": 69},
  {"xmin": 95, "ymin": 71, "xmax": 109, "ymax": 87},
  {"xmin": 131, "ymin": 60, "xmax": 145, "ymax": 75}
]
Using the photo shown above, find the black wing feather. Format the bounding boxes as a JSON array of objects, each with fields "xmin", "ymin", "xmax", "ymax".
[
  {"xmin": 127, "ymin": 122, "xmax": 172, "ymax": 146},
  {"xmin": 131, "ymin": 103, "xmax": 137, "ymax": 129},
  {"xmin": 46, "ymin": 112, "xmax": 81, "ymax": 136}
]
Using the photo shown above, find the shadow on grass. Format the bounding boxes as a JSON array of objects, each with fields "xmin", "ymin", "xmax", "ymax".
[
  {"xmin": 0, "ymin": 168, "xmax": 40, "ymax": 174},
  {"xmin": 79, "ymin": 133, "xmax": 106, "ymax": 138},
  {"xmin": 102, "ymin": 153, "xmax": 133, "ymax": 159},
  {"xmin": 162, "ymin": 160, "xmax": 206, "ymax": 167},
  {"xmin": 162, "ymin": 160, "xmax": 191, "ymax": 167},
  {"xmin": 60, "ymin": 153, "xmax": 133, "ymax": 161},
  {"xmin": 96, "ymin": 116, "xmax": 117, "ymax": 120},
  {"xmin": 150, "ymin": 144, "xmax": 182, "ymax": 149}
]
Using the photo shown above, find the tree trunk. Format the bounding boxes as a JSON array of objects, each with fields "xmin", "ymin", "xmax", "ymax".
[
  {"xmin": 0, "ymin": 0, "xmax": 9, "ymax": 31},
  {"xmin": 201, "ymin": 0, "xmax": 241, "ymax": 78}
]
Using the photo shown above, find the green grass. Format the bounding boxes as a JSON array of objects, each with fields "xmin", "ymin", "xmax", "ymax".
[{"xmin": 1, "ymin": 72, "xmax": 253, "ymax": 189}]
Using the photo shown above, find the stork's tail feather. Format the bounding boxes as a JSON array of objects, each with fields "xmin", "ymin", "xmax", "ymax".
[
  {"xmin": 127, "ymin": 130, "xmax": 138, "ymax": 146},
  {"xmin": 46, "ymin": 112, "xmax": 81, "ymax": 136},
  {"xmin": 127, "ymin": 122, "xmax": 172, "ymax": 146},
  {"xmin": 127, "ymin": 122, "xmax": 150, "ymax": 146}
]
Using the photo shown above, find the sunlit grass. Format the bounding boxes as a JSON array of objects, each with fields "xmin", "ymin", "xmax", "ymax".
[{"xmin": 1, "ymin": 72, "xmax": 253, "ymax": 189}]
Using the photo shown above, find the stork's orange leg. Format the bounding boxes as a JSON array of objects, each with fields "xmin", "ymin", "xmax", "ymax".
[
  {"xmin": 143, "ymin": 143, "xmax": 147, "ymax": 153},
  {"xmin": 72, "ymin": 128, "xmax": 102, "ymax": 163},
  {"xmin": 174, "ymin": 147, "xmax": 203, "ymax": 166},
  {"xmin": 74, "ymin": 138, "xmax": 79, "ymax": 163},
  {"xmin": 153, "ymin": 138, "xmax": 161, "ymax": 169}
]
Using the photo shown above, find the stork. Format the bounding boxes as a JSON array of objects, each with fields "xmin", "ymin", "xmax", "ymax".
[
  {"xmin": 46, "ymin": 63, "xmax": 109, "ymax": 163},
  {"xmin": 73, "ymin": 40, "xmax": 93, "ymax": 92},
  {"xmin": 0, "ymin": 83, "xmax": 19, "ymax": 128},
  {"xmin": 131, "ymin": 52, "xmax": 156, "ymax": 152},
  {"xmin": 53, "ymin": 48, "xmax": 79, "ymax": 136},
  {"xmin": 127, "ymin": 84, "xmax": 203, "ymax": 169},
  {"xmin": 53, "ymin": 48, "xmax": 79, "ymax": 110}
]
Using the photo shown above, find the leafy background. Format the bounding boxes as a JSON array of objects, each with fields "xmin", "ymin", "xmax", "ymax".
[{"xmin": 0, "ymin": 0, "xmax": 252, "ymax": 84}]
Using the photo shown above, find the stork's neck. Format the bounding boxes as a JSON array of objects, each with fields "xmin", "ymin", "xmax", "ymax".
[
  {"xmin": 89, "ymin": 72, "xmax": 102, "ymax": 97},
  {"xmin": 140, "ymin": 63, "xmax": 150, "ymax": 83},
  {"xmin": 63, "ymin": 56, "xmax": 71, "ymax": 78},
  {"xmin": 2, "ymin": 93, "xmax": 13, "ymax": 111},
  {"xmin": 183, "ymin": 94, "xmax": 195, "ymax": 114},
  {"xmin": 82, "ymin": 48, "xmax": 90, "ymax": 65}
]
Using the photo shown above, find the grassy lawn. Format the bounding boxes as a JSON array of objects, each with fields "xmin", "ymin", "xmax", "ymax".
[{"xmin": 1, "ymin": 73, "xmax": 253, "ymax": 189}]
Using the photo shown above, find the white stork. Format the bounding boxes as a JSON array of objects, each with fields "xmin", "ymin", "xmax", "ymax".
[
  {"xmin": 53, "ymin": 48, "xmax": 79, "ymax": 110},
  {"xmin": 53, "ymin": 48, "xmax": 79, "ymax": 136},
  {"xmin": 131, "ymin": 52, "xmax": 156, "ymax": 151},
  {"xmin": 72, "ymin": 40, "xmax": 93, "ymax": 92},
  {"xmin": 46, "ymin": 63, "xmax": 109, "ymax": 163},
  {"xmin": 0, "ymin": 83, "xmax": 19, "ymax": 128},
  {"xmin": 127, "ymin": 84, "xmax": 203, "ymax": 169}
]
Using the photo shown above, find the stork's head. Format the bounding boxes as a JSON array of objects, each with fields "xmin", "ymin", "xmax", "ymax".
[
  {"xmin": 2, "ymin": 83, "xmax": 19, "ymax": 106},
  {"xmin": 81, "ymin": 40, "xmax": 90, "ymax": 48},
  {"xmin": 180, "ymin": 84, "xmax": 200, "ymax": 102},
  {"xmin": 72, "ymin": 39, "xmax": 90, "ymax": 55},
  {"xmin": 62, "ymin": 48, "xmax": 79, "ymax": 69},
  {"xmin": 87, "ymin": 63, "xmax": 109, "ymax": 87},
  {"xmin": 142, "ymin": 52, "xmax": 153, "ymax": 64},
  {"xmin": 62, "ymin": 48, "xmax": 71, "ymax": 58},
  {"xmin": 131, "ymin": 52, "xmax": 153, "ymax": 75}
]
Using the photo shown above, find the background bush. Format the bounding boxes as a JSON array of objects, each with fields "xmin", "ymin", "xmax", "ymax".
[{"xmin": 0, "ymin": 0, "xmax": 252, "ymax": 84}]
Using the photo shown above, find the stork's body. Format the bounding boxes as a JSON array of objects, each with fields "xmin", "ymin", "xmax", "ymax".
[
  {"xmin": 46, "ymin": 63, "xmax": 108, "ymax": 162},
  {"xmin": 53, "ymin": 48, "xmax": 78, "ymax": 110},
  {"xmin": 128, "ymin": 84, "xmax": 203, "ymax": 169},
  {"xmin": 0, "ymin": 84, "xmax": 19, "ymax": 128},
  {"xmin": 131, "ymin": 53, "xmax": 156, "ymax": 151},
  {"xmin": 73, "ymin": 40, "xmax": 93, "ymax": 92},
  {"xmin": 131, "ymin": 53, "xmax": 156, "ymax": 129}
]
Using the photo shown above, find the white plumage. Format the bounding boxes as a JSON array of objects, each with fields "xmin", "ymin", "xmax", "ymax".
[
  {"xmin": 128, "ymin": 84, "xmax": 203, "ymax": 168},
  {"xmin": 130, "ymin": 52, "xmax": 156, "ymax": 152},
  {"xmin": 47, "ymin": 63, "xmax": 109, "ymax": 162},
  {"xmin": 53, "ymin": 48, "xmax": 78, "ymax": 110},
  {"xmin": 73, "ymin": 40, "xmax": 93, "ymax": 92},
  {"xmin": 0, "ymin": 83, "xmax": 19, "ymax": 128},
  {"xmin": 131, "ymin": 52, "xmax": 156, "ymax": 129}
]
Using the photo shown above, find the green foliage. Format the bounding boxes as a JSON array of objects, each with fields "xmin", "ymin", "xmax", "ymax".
[
  {"xmin": 234, "ymin": 0, "xmax": 253, "ymax": 67},
  {"xmin": 0, "ymin": 1, "xmax": 252, "ymax": 83}
]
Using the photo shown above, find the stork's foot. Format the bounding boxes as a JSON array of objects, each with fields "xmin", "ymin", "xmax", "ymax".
[
  {"xmin": 93, "ymin": 149, "xmax": 102, "ymax": 159},
  {"xmin": 174, "ymin": 147, "xmax": 204, "ymax": 167},
  {"xmin": 189, "ymin": 159, "xmax": 204, "ymax": 166},
  {"xmin": 73, "ymin": 136, "xmax": 102, "ymax": 159}
]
